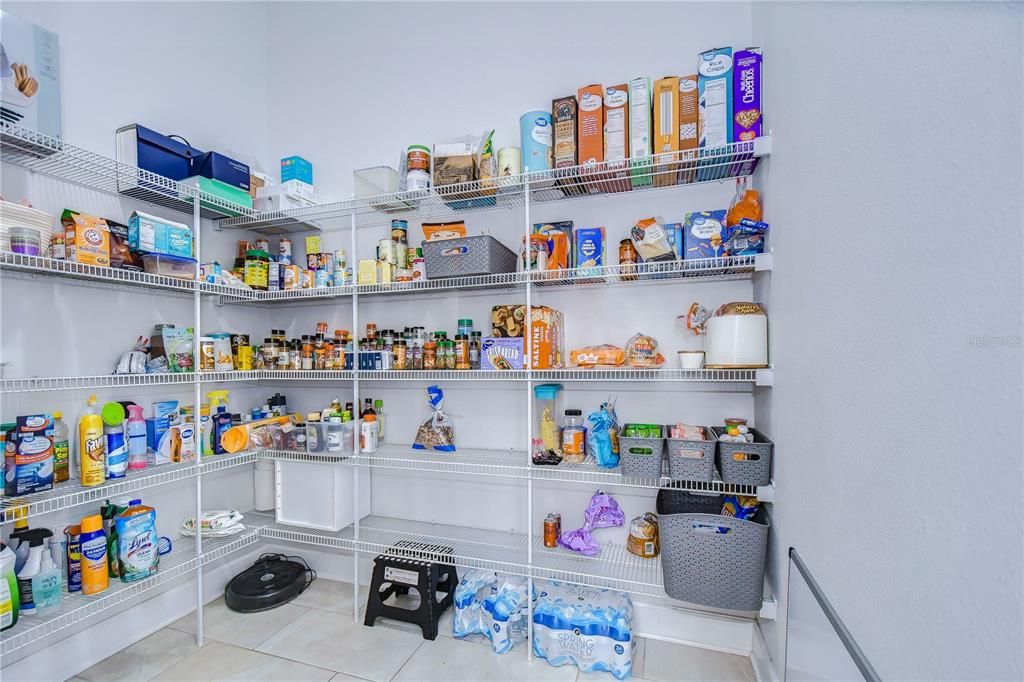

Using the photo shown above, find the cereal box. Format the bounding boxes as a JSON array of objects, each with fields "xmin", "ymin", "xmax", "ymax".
[
  {"xmin": 652, "ymin": 77, "xmax": 680, "ymax": 188},
  {"xmin": 698, "ymin": 47, "xmax": 734, "ymax": 181},
  {"xmin": 481, "ymin": 337, "xmax": 524, "ymax": 370},
  {"xmin": 552, "ymin": 95, "xmax": 581, "ymax": 195},
  {"xmin": 574, "ymin": 227, "xmax": 605, "ymax": 281},
  {"xmin": 733, "ymin": 48, "xmax": 763, "ymax": 176},
  {"xmin": 683, "ymin": 210, "xmax": 727, "ymax": 259},
  {"xmin": 603, "ymin": 83, "xmax": 630, "ymax": 191},
  {"xmin": 61, "ymin": 210, "xmax": 110, "ymax": 267},
  {"xmin": 577, "ymin": 84, "xmax": 604, "ymax": 194},
  {"xmin": 629, "ymin": 77, "xmax": 653, "ymax": 188},
  {"xmin": 678, "ymin": 75, "xmax": 700, "ymax": 183}
]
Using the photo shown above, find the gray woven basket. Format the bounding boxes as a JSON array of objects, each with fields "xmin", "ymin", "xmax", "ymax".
[
  {"xmin": 659, "ymin": 507, "xmax": 769, "ymax": 611},
  {"xmin": 713, "ymin": 427, "xmax": 773, "ymax": 486},
  {"xmin": 422, "ymin": 235, "xmax": 517, "ymax": 279},
  {"xmin": 665, "ymin": 426, "xmax": 716, "ymax": 482},
  {"xmin": 618, "ymin": 431, "xmax": 665, "ymax": 479}
]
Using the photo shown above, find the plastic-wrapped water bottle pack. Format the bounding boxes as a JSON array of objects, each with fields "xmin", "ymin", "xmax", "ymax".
[{"xmin": 452, "ymin": 570, "xmax": 533, "ymax": 655}]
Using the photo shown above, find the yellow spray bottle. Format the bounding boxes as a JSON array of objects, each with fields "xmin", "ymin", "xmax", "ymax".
[
  {"xmin": 79, "ymin": 395, "xmax": 106, "ymax": 487},
  {"xmin": 207, "ymin": 390, "xmax": 231, "ymax": 455}
]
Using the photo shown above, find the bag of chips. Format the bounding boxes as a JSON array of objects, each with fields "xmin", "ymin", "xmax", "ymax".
[{"xmin": 413, "ymin": 385, "xmax": 456, "ymax": 452}]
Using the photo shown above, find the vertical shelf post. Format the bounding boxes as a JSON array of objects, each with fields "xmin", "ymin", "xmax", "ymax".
[
  {"xmin": 523, "ymin": 175, "xmax": 534, "ymax": 661},
  {"xmin": 349, "ymin": 200, "xmax": 361, "ymax": 623},
  {"xmin": 192, "ymin": 192, "xmax": 204, "ymax": 647}
]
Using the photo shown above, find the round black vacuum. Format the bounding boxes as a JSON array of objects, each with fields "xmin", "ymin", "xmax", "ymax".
[{"xmin": 225, "ymin": 553, "xmax": 316, "ymax": 613}]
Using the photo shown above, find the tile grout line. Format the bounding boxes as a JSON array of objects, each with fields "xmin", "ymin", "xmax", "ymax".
[{"xmin": 387, "ymin": 639, "xmax": 426, "ymax": 682}]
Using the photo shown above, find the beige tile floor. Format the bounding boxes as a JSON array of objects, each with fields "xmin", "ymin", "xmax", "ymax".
[{"xmin": 72, "ymin": 579, "xmax": 755, "ymax": 682}]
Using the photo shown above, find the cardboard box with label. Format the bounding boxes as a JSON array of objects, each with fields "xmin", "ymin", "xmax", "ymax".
[
  {"xmin": 128, "ymin": 211, "xmax": 194, "ymax": 258},
  {"xmin": 652, "ymin": 76, "xmax": 680, "ymax": 187},
  {"xmin": 552, "ymin": 95, "xmax": 582, "ymax": 196},
  {"xmin": 577, "ymin": 84, "xmax": 604, "ymax": 194},
  {"xmin": 604, "ymin": 83, "xmax": 630, "ymax": 191},
  {"xmin": 490, "ymin": 304, "xmax": 565, "ymax": 369},
  {"xmin": 698, "ymin": 46, "xmax": 734, "ymax": 181},
  {"xmin": 628, "ymin": 77, "xmax": 653, "ymax": 189},
  {"xmin": 0, "ymin": 11, "xmax": 62, "ymax": 140},
  {"xmin": 678, "ymin": 75, "xmax": 700, "ymax": 184},
  {"xmin": 61, "ymin": 210, "xmax": 110, "ymax": 267}
]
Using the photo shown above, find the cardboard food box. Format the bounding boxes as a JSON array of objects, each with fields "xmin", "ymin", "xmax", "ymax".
[
  {"xmin": 628, "ymin": 77, "xmax": 653, "ymax": 189},
  {"xmin": 480, "ymin": 337, "xmax": 525, "ymax": 370},
  {"xmin": 678, "ymin": 75, "xmax": 700, "ymax": 183},
  {"xmin": 433, "ymin": 141, "xmax": 477, "ymax": 201},
  {"xmin": 281, "ymin": 156, "xmax": 313, "ymax": 185},
  {"xmin": 61, "ymin": 210, "xmax": 110, "ymax": 267},
  {"xmin": 533, "ymin": 221, "xmax": 574, "ymax": 270},
  {"xmin": 683, "ymin": 210, "xmax": 727, "ymax": 259},
  {"xmin": 574, "ymin": 226, "xmax": 606, "ymax": 281},
  {"xmin": 604, "ymin": 83, "xmax": 630, "ymax": 191},
  {"xmin": 652, "ymin": 76, "xmax": 681, "ymax": 187},
  {"xmin": 0, "ymin": 11, "xmax": 62, "ymax": 140},
  {"xmin": 127, "ymin": 211, "xmax": 193, "ymax": 258},
  {"xmin": 698, "ymin": 46, "xmax": 734, "ymax": 181},
  {"xmin": 105, "ymin": 219, "xmax": 143, "ymax": 271},
  {"xmin": 490, "ymin": 305, "xmax": 564, "ymax": 369},
  {"xmin": 577, "ymin": 84, "xmax": 604, "ymax": 194},
  {"xmin": 552, "ymin": 95, "xmax": 581, "ymax": 195},
  {"xmin": 5, "ymin": 415, "xmax": 55, "ymax": 496},
  {"xmin": 732, "ymin": 48, "xmax": 763, "ymax": 176}
]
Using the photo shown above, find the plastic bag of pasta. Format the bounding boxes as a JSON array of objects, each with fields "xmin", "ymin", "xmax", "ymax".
[{"xmin": 412, "ymin": 385, "xmax": 456, "ymax": 452}]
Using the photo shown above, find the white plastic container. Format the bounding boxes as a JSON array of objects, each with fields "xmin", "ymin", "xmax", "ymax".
[
  {"xmin": 353, "ymin": 166, "xmax": 399, "ymax": 197},
  {"xmin": 705, "ymin": 313, "xmax": 768, "ymax": 368},
  {"xmin": 275, "ymin": 460, "xmax": 370, "ymax": 531}
]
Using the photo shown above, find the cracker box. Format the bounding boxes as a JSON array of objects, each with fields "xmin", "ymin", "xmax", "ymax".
[
  {"xmin": 698, "ymin": 47, "xmax": 734, "ymax": 181},
  {"xmin": 678, "ymin": 75, "xmax": 700, "ymax": 183},
  {"xmin": 552, "ymin": 95, "xmax": 581, "ymax": 195},
  {"xmin": 480, "ymin": 337, "xmax": 525, "ymax": 370},
  {"xmin": 629, "ymin": 77, "xmax": 653, "ymax": 188},
  {"xmin": 574, "ymin": 226, "xmax": 606, "ymax": 281},
  {"xmin": 652, "ymin": 77, "xmax": 681, "ymax": 188},
  {"xmin": 683, "ymin": 210, "xmax": 727, "ymax": 259},
  {"xmin": 61, "ymin": 210, "xmax": 111, "ymax": 267},
  {"xmin": 603, "ymin": 83, "xmax": 630, "ymax": 191},
  {"xmin": 490, "ymin": 305, "xmax": 565, "ymax": 369},
  {"xmin": 577, "ymin": 84, "xmax": 604, "ymax": 194},
  {"xmin": 733, "ymin": 48, "xmax": 763, "ymax": 176}
]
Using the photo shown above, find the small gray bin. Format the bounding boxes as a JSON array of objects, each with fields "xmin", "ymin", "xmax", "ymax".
[
  {"xmin": 665, "ymin": 426, "xmax": 716, "ymax": 482},
  {"xmin": 422, "ymin": 235, "xmax": 517, "ymax": 280},
  {"xmin": 618, "ymin": 427, "xmax": 665, "ymax": 479},
  {"xmin": 713, "ymin": 427, "xmax": 773, "ymax": 486},
  {"xmin": 656, "ymin": 490, "xmax": 769, "ymax": 612}
]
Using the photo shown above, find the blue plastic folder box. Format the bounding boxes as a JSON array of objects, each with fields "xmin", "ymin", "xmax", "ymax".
[
  {"xmin": 128, "ymin": 211, "xmax": 193, "ymax": 258},
  {"xmin": 281, "ymin": 156, "xmax": 313, "ymax": 185},
  {"xmin": 193, "ymin": 151, "xmax": 250, "ymax": 191}
]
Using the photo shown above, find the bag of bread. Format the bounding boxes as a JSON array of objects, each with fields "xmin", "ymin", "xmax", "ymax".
[
  {"xmin": 569, "ymin": 344, "xmax": 625, "ymax": 368},
  {"xmin": 624, "ymin": 333, "xmax": 665, "ymax": 367}
]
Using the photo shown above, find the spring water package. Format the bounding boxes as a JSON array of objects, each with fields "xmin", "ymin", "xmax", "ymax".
[
  {"xmin": 453, "ymin": 569, "xmax": 496, "ymax": 639},
  {"xmin": 481, "ymin": 574, "xmax": 533, "ymax": 654},
  {"xmin": 532, "ymin": 580, "xmax": 634, "ymax": 680}
]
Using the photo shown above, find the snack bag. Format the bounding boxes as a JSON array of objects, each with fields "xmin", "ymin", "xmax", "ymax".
[
  {"xmin": 587, "ymin": 402, "xmax": 620, "ymax": 468},
  {"xmin": 412, "ymin": 385, "xmax": 456, "ymax": 452},
  {"xmin": 161, "ymin": 326, "xmax": 195, "ymax": 373},
  {"xmin": 624, "ymin": 332, "xmax": 665, "ymax": 367}
]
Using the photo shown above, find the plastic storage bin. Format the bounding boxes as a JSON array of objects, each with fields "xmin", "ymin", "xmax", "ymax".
[
  {"xmin": 713, "ymin": 427, "xmax": 773, "ymax": 486},
  {"xmin": 422, "ymin": 235, "xmax": 517, "ymax": 280},
  {"xmin": 656, "ymin": 490, "xmax": 769, "ymax": 612},
  {"xmin": 275, "ymin": 459, "xmax": 370, "ymax": 531},
  {"xmin": 141, "ymin": 253, "xmax": 197, "ymax": 280},
  {"xmin": 665, "ymin": 426, "xmax": 716, "ymax": 482},
  {"xmin": 618, "ymin": 425, "xmax": 665, "ymax": 479}
]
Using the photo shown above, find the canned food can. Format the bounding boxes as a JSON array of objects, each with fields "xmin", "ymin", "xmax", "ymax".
[
  {"xmin": 377, "ymin": 239, "xmax": 397, "ymax": 264},
  {"xmin": 315, "ymin": 269, "xmax": 329, "ymax": 288},
  {"xmin": 199, "ymin": 337, "xmax": 216, "ymax": 371},
  {"xmin": 302, "ymin": 269, "xmax": 314, "ymax": 288},
  {"xmin": 335, "ymin": 249, "xmax": 347, "ymax": 269},
  {"xmin": 497, "ymin": 146, "xmax": 522, "ymax": 186},
  {"xmin": 279, "ymin": 238, "xmax": 292, "ymax": 265},
  {"xmin": 255, "ymin": 239, "xmax": 270, "ymax": 252},
  {"xmin": 520, "ymin": 110, "xmax": 553, "ymax": 173},
  {"xmin": 543, "ymin": 513, "xmax": 561, "ymax": 548}
]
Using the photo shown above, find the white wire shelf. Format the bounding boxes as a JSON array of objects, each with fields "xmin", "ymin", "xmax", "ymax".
[
  {"xmin": 0, "ymin": 252, "xmax": 198, "ymax": 295},
  {"xmin": 0, "ymin": 123, "xmax": 255, "ymax": 221},
  {"xmin": 352, "ymin": 368, "xmax": 770, "ymax": 385},
  {"xmin": 0, "ymin": 528, "xmax": 260, "ymax": 656},
  {"xmin": 218, "ymin": 137, "xmax": 771, "ymax": 233},
  {"xmin": 0, "ymin": 371, "xmax": 268, "ymax": 394},
  {"xmin": 0, "ymin": 452, "xmax": 254, "ymax": 524},
  {"xmin": 256, "ymin": 449, "xmax": 352, "ymax": 464}
]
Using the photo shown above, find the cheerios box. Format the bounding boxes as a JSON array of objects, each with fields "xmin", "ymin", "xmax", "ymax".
[
  {"xmin": 733, "ymin": 48, "xmax": 763, "ymax": 176},
  {"xmin": 61, "ymin": 210, "xmax": 110, "ymax": 267}
]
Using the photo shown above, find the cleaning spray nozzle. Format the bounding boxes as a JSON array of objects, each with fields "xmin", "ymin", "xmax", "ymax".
[{"xmin": 207, "ymin": 390, "xmax": 230, "ymax": 412}]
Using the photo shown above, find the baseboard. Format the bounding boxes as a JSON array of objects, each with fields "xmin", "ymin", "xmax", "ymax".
[{"xmin": 751, "ymin": 620, "xmax": 782, "ymax": 682}]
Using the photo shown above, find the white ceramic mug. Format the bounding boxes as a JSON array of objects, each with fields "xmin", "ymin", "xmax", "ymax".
[{"xmin": 678, "ymin": 350, "xmax": 705, "ymax": 369}]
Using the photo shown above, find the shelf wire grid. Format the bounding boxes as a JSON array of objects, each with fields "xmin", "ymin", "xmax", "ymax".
[
  {"xmin": 0, "ymin": 123, "xmax": 254, "ymax": 221},
  {"xmin": 0, "ymin": 252, "xmax": 196, "ymax": 295},
  {"xmin": 0, "ymin": 452, "xmax": 253, "ymax": 524},
  {"xmin": 218, "ymin": 138, "xmax": 769, "ymax": 233},
  {"xmin": 0, "ymin": 529, "xmax": 260, "ymax": 656}
]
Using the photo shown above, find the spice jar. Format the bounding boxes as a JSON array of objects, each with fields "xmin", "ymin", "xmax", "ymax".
[
  {"xmin": 394, "ymin": 339, "xmax": 408, "ymax": 370},
  {"xmin": 470, "ymin": 331, "xmax": 482, "ymax": 370},
  {"xmin": 262, "ymin": 338, "xmax": 277, "ymax": 370},
  {"xmin": 289, "ymin": 341, "xmax": 301, "ymax": 371},
  {"xmin": 243, "ymin": 250, "xmax": 270, "ymax": 290},
  {"xmin": 618, "ymin": 239, "xmax": 638, "ymax": 281},
  {"xmin": 301, "ymin": 335, "xmax": 314, "ymax": 370},
  {"xmin": 366, "ymin": 323, "xmax": 378, "ymax": 341},
  {"xmin": 443, "ymin": 340, "xmax": 457, "ymax": 370},
  {"xmin": 423, "ymin": 341, "xmax": 438, "ymax": 370},
  {"xmin": 314, "ymin": 346, "xmax": 327, "ymax": 370},
  {"xmin": 454, "ymin": 334, "xmax": 470, "ymax": 370}
]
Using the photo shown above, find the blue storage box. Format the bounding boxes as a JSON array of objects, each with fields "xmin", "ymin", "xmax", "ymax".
[
  {"xmin": 115, "ymin": 124, "xmax": 203, "ymax": 181},
  {"xmin": 281, "ymin": 156, "xmax": 313, "ymax": 184},
  {"xmin": 128, "ymin": 210, "xmax": 194, "ymax": 258},
  {"xmin": 192, "ymin": 151, "xmax": 250, "ymax": 191}
]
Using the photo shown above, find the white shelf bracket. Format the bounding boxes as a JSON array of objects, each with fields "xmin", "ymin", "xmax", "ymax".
[
  {"xmin": 754, "ymin": 135, "xmax": 772, "ymax": 158},
  {"xmin": 754, "ymin": 253, "xmax": 773, "ymax": 272},
  {"xmin": 755, "ymin": 368, "xmax": 774, "ymax": 387}
]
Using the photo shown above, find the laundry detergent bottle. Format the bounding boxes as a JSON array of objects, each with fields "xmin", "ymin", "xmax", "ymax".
[
  {"xmin": 79, "ymin": 395, "xmax": 106, "ymax": 487},
  {"xmin": 79, "ymin": 514, "xmax": 109, "ymax": 596},
  {"xmin": 0, "ymin": 542, "xmax": 19, "ymax": 631}
]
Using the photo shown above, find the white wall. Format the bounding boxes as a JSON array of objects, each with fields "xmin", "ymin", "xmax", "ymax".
[{"xmin": 751, "ymin": 2, "xmax": 1024, "ymax": 680}]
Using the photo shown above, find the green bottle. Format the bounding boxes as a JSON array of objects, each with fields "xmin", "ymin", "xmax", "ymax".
[{"xmin": 1, "ymin": 542, "xmax": 20, "ymax": 631}]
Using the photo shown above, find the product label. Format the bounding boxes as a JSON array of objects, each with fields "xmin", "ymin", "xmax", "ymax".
[
  {"xmin": 0, "ymin": 581, "xmax": 11, "ymax": 627},
  {"xmin": 17, "ymin": 576, "xmax": 33, "ymax": 609},
  {"xmin": 54, "ymin": 439, "xmax": 69, "ymax": 480},
  {"xmin": 384, "ymin": 567, "xmax": 420, "ymax": 586},
  {"xmin": 562, "ymin": 429, "xmax": 585, "ymax": 455}
]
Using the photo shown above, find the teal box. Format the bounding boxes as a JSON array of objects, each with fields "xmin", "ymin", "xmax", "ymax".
[
  {"xmin": 281, "ymin": 156, "xmax": 313, "ymax": 185},
  {"xmin": 128, "ymin": 211, "xmax": 193, "ymax": 258}
]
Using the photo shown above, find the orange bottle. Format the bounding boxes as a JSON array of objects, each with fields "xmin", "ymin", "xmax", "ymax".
[{"xmin": 726, "ymin": 189, "xmax": 763, "ymax": 227}]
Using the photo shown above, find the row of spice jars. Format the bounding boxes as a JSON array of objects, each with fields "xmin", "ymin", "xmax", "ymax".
[
  {"xmin": 251, "ymin": 327, "xmax": 353, "ymax": 371},
  {"xmin": 360, "ymin": 326, "xmax": 482, "ymax": 370}
]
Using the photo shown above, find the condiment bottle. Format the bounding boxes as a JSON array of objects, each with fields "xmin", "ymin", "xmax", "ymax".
[
  {"xmin": 454, "ymin": 335, "xmax": 470, "ymax": 370},
  {"xmin": 423, "ymin": 341, "xmax": 437, "ymax": 370}
]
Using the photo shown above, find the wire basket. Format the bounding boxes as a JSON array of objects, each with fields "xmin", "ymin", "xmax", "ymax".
[
  {"xmin": 665, "ymin": 426, "xmax": 716, "ymax": 482},
  {"xmin": 712, "ymin": 427, "xmax": 773, "ymax": 486}
]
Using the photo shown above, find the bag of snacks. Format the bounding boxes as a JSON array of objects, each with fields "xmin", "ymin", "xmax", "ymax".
[
  {"xmin": 162, "ymin": 326, "xmax": 195, "ymax": 373},
  {"xmin": 587, "ymin": 401, "xmax": 620, "ymax": 468},
  {"xmin": 413, "ymin": 385, "xmax": 456, "ymax": 452},
  {"xmin": 624, "ymin": 332, "xmax": 665, "ymax": 367},
  {"xmin": 570, "ymin": 344, "xmax": 625, "ymax": 368}
]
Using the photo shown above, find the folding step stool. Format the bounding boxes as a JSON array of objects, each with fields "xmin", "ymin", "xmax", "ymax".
[{"xmin": 363, "ymin": 540, "xmax": 458, "ymax": 640}]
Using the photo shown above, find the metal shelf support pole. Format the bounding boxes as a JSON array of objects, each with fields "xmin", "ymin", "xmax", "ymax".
[
  {"xmin": 350, "ymin": 199, "xmax": 361, "ymax": 623},
  {"xmin": 192, "ymin": 195, "xmax": 205, "ymax": 647}
]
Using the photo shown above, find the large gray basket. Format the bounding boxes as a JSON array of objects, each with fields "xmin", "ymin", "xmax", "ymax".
[
  {"xmin": 422, "ymin": 235, "xmax": 517, "ymax": 279},
  {"xmin": 618, "ymin": 428, "xmax": 665, "ymax": 479},
  {"xmin": 713, "ymin": 427, "xmax": 773, "ymax": 486},
  {"xmin": 666, "ymin": 426, "xmax": 716, "ymax": 482},
  {"xmin": 657, "ymin": 490, "xmax": 769, "ymax": 611}
]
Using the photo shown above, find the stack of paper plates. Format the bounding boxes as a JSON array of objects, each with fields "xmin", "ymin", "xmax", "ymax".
[{"xmin": 0, "ymin": 200, "xmax": 56, "ymax": 254}]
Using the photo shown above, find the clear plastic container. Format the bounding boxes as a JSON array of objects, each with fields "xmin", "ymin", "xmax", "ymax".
[
  {"xmin": 533, "ymin": 384, "xmax": 563, "ymax": 455},
  {"xmin": 141, "ymin": 253, "xmax": 197, "ymax": 280},
  {"xmin": 353, "ymin": 166, "xmax": 399, "ymax": 197},
  {"xmin": 561, "ymin": 409, "xmax": 587, "ymax": 463}
]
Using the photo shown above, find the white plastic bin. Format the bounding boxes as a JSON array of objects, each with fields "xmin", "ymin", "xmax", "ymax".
[{"xmin": 275, "ymin": 459, "xmax": 370, "ymax": 531}]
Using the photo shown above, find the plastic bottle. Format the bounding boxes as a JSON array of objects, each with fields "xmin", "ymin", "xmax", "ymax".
[
  {"xmin": 326, "ymin": 416, "xmax": 343, "ymax": 453},
  {"xmin": 0, "ymin": 542, "xmax": 19, "ymax": 631},
  {"xmin": 10, "ymin": 509, "xmax": 31, "ymax": 573},
  {"xmin": 126, "ymin": 405, "xmax": 148, "ymax": 470},
  {"xmin": 32, "ymin": 534, "xmax": 62, "ymax": 614},
  {"xmin": 360, "ymin": 414, "xmax": 378, "ymax": 454},
  {"xmin": 306, "ymin": 412, "xmax": 324, "ymax": 453},
  {"xmin": 198, "ymin": 403, "xmax": 212, "ymax": 457},
  {"xmin": 374, "ymin": 400, "xmax": 386, "ymax": 443},
  {"xmin": 79, "ymin": 514, "xmax": 109, "ymax": 596},
  {"xmin": 208, "ymin": 390, "xmax": 231, "ymax": 455},
  {"xmin": 102, "ymin": 402, "xmax": 128, "ymax": 479},
  {"xmin": 15, "ymin": 528, "xmax": 50, "ymax": 614},
  {"xmin": 79, "ymin": 395, "xmax": 106, "ymax": 487},
  {"xmin": 561, "ymin": 409, "xmax": 587, "ymax": 461},
  {"xmin": 52, "ymin": 412, "xmax": 70, "ymax": 483}
]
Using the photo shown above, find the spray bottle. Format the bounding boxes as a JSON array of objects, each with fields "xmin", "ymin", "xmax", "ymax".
[
  {"xmin": 126, "ymin": 405, "xmax": 147, "ymax": 470},
  {"xmin": 101, "ymin": 402, "xmax": 128, "ymax": 479},
  {"xmin": 207, "ymin": 390, "xmax": 231, "ymax": 455},
  {"xmin": 10, "ymin": 507, "xmax": 30, "ymax": 573},
  {"xmin": 79, "ymin": 395, "xmax": 106, "ymax": 487},
  {"xmin": 15, "ymin": 528, "xmax": 52, "ymax": 615}
]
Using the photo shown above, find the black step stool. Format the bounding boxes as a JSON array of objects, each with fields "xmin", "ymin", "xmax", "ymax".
[{"xmin": 363, "ymin": 540, "xmax": 458, "ymax": 640}]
